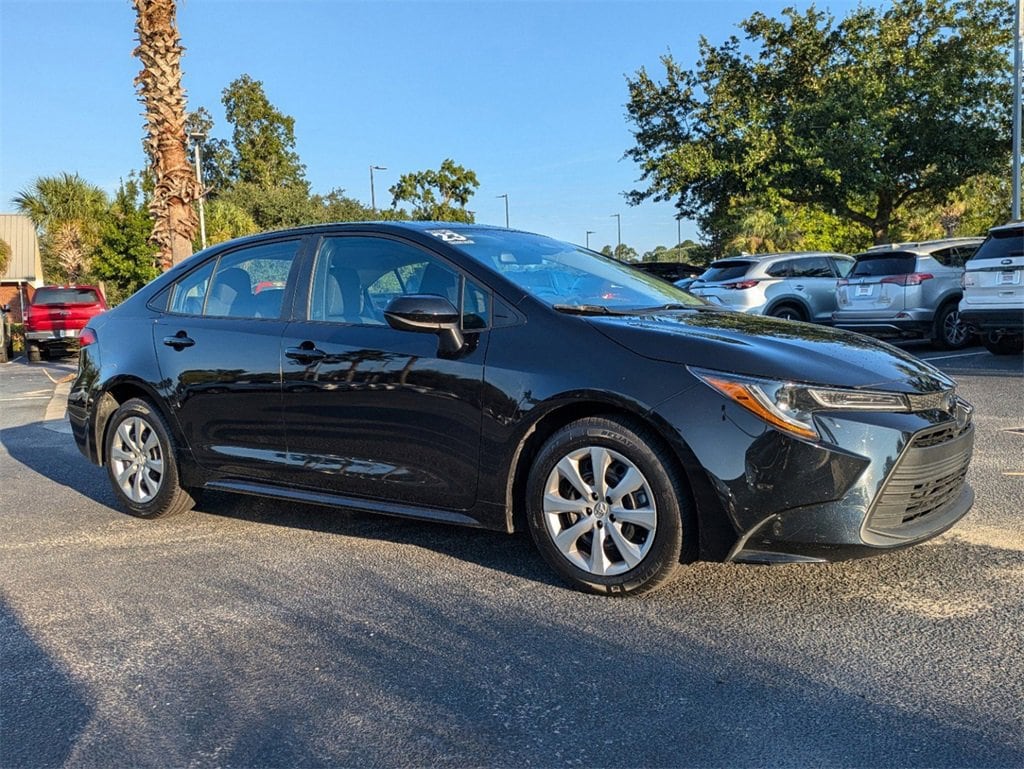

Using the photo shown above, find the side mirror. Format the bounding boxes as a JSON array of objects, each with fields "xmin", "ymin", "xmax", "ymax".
[{"xmin": 384, "ymin": 294, "xmax": 464, "ymax": 355}]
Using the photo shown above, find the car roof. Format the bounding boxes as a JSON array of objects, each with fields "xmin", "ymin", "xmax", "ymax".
[
  {"xmin": 710, "ymin": 251, "xmax": 847, "ymax": 264},
  {"xmin": 988, "ymin": 221, "xmax": 1023, "ymax": 235},
  {"xmin": 864, "ymin": 237, "xmax": 984, "ymax": 255}
]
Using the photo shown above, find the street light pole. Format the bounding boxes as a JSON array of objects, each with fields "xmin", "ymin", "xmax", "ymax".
[
  {"xmin": 1013, "ymin": 0, "xmax": 1023, "ymax": 219},
  {"xmin": 586, "ymin": 230, "xmax": 595, "ymax": 249},
  {"xmin": 611, "ymin": 214, "xmax": 621, "ymax": 248},
  {"xmin": 496, "ymin": 194, "xmax": 509, "ymax": 227},
  {"xmin": 676, "ymin": 214, "xmax": 682, "ymax": 248},
  {"xmin": 189, "ymin": 132, "xmax": 207, "ymax": 249},
  {"xmin": 370, "ymin": 165, "xmax": 386, "ymax": 216}
]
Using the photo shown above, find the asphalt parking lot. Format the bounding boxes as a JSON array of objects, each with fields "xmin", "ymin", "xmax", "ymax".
[{"xmin": 1, "ymin": 344, "xmax": 1022, "ymax": 768}]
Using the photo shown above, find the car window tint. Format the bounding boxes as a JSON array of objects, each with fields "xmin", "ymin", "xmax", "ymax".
[
  {"xmin": 310, "ymin": 236, "xmax": 460, "ymax": 325},
  {"xmin": 930, "ymin": 247, "xmax": 961, "ymax": 267},
  {"xmin": 203, "ymin": 240, "xmax": 300, "ymax": 319},
  {"xmin": 968, "ymin": 229, "xmax": 1024, "ymax": 261},
  {"xmin": 850, "ymin": 252, "xmax": 916, "ymax": 277},
  {"xmin": 765, "ymin": 260, "xmax": 793, "ymax": 278},
  {"xmin": 463, "ymin": 278, "xmax": 490, "ymax": 330},
  {"xmin": 791, "ymin": 257, "xmax": 834, "ymax": 278},
  {"xmin": 32, "ymin": 287, "xmax": 101, "ymax": 305},
  {"xmin": 169, "ymin": 260, "xmax": 216, "ymax": 315},
  {"xmin": 833, "ymin": 257, "xmax": 855, "ymax": 277},
  {"xmin": 701, "ymin": 261, "xmax": 755, "ymax": 282}
]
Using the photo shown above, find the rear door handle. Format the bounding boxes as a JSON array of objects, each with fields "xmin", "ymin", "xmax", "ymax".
[
  {"xmin": 285, "ymin": 345, "xmax": 326, "ymax": 364},
  {"xmin": 163, "ymin": 332, "xmax": 195, "ymax": 350}
]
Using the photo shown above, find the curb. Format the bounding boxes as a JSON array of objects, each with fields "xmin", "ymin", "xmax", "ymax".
[{"xmin": 43, "ymin": 380, "xmax": 73, "ymax": 434}]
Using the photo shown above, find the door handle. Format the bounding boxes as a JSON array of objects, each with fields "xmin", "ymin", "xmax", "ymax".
[
  {"xmin": 285, "ymin": 345, "xmax": 327, "ymax": 364},
  {"xmin": 163, "ymin": 332, "xmax": 195, "ymax": 350}
]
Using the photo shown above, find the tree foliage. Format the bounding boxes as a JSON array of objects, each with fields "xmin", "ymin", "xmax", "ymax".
[
  {"xmin": 625, "ymin": 0, "xmax": 1012, "ymax": 245},
  {"xmin": 13, "ymin": 173, "xmax": 108, "ymax": 283},
  {"xmin": 185, "ymin": 107, "xmax": 234, "ymax": 197},
  {"xmin": 93, "ymin": 179, "xmax": 161, "ymax": 303},
  {"xmin": 389, "ymin": 159, "xmax": 479, "ymax": 222},
  {"xmin": 0, "ymin": 239, "xmax": 10, "ymax": 277}
]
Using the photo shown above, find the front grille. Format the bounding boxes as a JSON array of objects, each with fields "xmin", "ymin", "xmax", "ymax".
[{"xmin": 866, "ymin": 421, "xmax": 974, "ymax": 537}]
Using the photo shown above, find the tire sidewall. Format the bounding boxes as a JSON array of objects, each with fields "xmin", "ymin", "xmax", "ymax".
[
  {"xmin": 935, "ymin": 303, "xmax": 971, "ymax": 349},
  {"xmin": 104, "ymin": 398, "xmax": 184, "ymax": 519},
  {"xmin": 526, "ymin": 420, "xmax": 684, "ymax": 595}
]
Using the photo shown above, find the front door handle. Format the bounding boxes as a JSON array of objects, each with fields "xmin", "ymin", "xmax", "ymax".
[
  {"xmin": 163, "ymin": 332, "xmax": 195, "ymax": 350},
  {"xmin": 285, "ymin": 344, "xmax": 327, "ymax": 364}
]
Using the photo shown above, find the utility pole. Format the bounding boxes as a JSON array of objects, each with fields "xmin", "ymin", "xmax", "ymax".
[
  {"xmin": 189, "ymin": 132, "xmax": 207, "ymax": 249},
  {"xmin": 1013, "ymin": 0, "xmax": 1022, "ymax": 219},
  {"xmin": 370, "ymin": 165, "xmax": 386, "ymax": 216},
  {"xmin": 496, "ymin": 194, "xmax": 509, "ymax": 227}
]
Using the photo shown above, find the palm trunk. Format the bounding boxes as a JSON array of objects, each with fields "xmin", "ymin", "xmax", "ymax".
[{"xmin": 133, "ymin": 0, "xmax": 199, "ymax": 269}]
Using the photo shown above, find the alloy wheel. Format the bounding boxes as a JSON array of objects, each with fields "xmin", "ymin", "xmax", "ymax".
[
  {"xmin": 110, "ymin": 416, "xmax": 164, "ymax": 503},
  {"xmin": 943, "ymin": 309, "xmax": 969, "ymax": 347},
  {"xmin": 542, "ymin": 446, "xmax": 657, "ymax": 576}
]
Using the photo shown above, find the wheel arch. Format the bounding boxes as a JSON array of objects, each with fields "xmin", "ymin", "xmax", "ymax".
[
  {"xmin": 93, "ymin": 377, "xmax": 185, "ymax": 466},
  {"xmin": 764, "ymin": 297, "xmax": 810, "ymax": 320},
  {"xmin": 503, "ymin": 396, "xmax": 717, "ymax": 559}
]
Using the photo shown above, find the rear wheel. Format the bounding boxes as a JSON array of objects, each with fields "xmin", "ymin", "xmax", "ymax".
[
  {"xmin": 526, "ymin": 416, "xmax": 691, "ymax": 596},
  {"xmin": 26, "ymin": 342, "xmax": 41, "ymax": 362},
  {"xmin": 769, "ymin": 304, "xmax": 805, "ymax": 322},
  {"xmin": 104, "ymin": 398, "xmax": 196, "ymax": 519},
  {"xmin": 933, "ymin": 302, "xmax": 972, "ymax": 349},
  {"xmin": 983, "ymin": 333, "xmax": 1024, "ymax": 356}
]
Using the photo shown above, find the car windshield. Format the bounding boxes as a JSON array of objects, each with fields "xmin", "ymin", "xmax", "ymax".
[
  {"xmin": 850, "ymin": 252, "xmax": 916, "ymax": 277},
  {"xmin": 436, "ymin": 229, "xmax": 704, "ymax": 311},
  {"xmin": 32, "ymin": 287, "xmax": 100, "ymax": 305},
  {"xmin": 968, "ymin": 228, "xmax": 1024, "ymax": 261},
  {"xmin": 697, "ymin": 261, "xmax": 754, "ymax": 283}
]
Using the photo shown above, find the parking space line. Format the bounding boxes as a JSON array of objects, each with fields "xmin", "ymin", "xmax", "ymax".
[{"xmin": 921, "ymin": 351, "xmax": 990, "ymax": 362}]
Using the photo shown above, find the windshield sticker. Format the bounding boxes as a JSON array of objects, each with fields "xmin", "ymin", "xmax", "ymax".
[{"xmin": 426, "ymin": 229, "xmax": 474, "ymax": 245}]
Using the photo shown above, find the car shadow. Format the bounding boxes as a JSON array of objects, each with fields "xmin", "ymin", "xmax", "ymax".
[{"xmin": 0, "ymin": 598, "xmax": 94, "ymax": 768}]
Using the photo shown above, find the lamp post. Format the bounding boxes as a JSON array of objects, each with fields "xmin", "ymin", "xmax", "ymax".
[
  {"xmin": 188, "ymin": 132, "xmax": 207, "ymax": 249},
  {"xmin": 586, "ymin": 230, "xmax": 595, "ymax": 249},
  {"xmin": 370, "ymin": 165, "xmax": 386, "ymax": 216},
  {"xmin": 495, "ymin": 194, "xmax": 509, "ymax": 227},
  {"xmin": 676, "ymin": 214, "xmax": 683, "ymax": 248},
  {"xmin": 610, "ymin": 213, "xmax": 621, "ymax": 248}
]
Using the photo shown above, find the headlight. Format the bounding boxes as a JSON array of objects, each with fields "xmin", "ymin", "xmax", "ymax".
[{"xmin": 689, "ymin": 367, "xmax": 910, "ymax": 441}]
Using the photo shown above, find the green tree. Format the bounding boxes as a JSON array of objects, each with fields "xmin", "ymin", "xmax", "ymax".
[
  {"xmin": 0, "ymin": 239, "xmax": 11, "ymax": 277},
  {"xmin": 600, "ymin": 243, "xmax": 639, "ymax": 261},
  {"xmin": 222, "ymin": 74, "xmax": 307, "ymax": 190},
  {"xmin": 200, "ymin": 199, "xmax": 259, "ymax": 247},
  {"xmin": 92, "ymin": 179, "xmax": 161, "ymax": 303},
  {"xmin": 13, "ymin": 173, "xmax": 108, "ymax": 283},
  {"xmin": 625, "ymin": 0, "xmax": 1012, "ymax": 245},
  {"xmin": 185, "ymin": 107, "xmax": 235, "ymax": 198},
  {"xmin": 389, "ymin": 159, "xmax": 479, "ymax": 222}
]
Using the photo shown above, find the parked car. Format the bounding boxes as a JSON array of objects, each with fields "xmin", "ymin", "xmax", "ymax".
[
  {"xmin": 833, "ymin": 237, "xmax": 983, "ymax": 349},
  {"xmin": 69, "ymin": 223, "xmax": 974, "ymax": 595},
  {"xmin": 958, "ymin": 222, "xmax": 1024, "ymax": 355},
  {"xmin": 687, "ymin": 252, "xmax": 854, "ymax": 323},
  {"xmin": 24, "ymin": 285, "xmax": 107, "ymax": 361}
]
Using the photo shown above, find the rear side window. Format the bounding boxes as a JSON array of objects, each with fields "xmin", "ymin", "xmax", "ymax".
[
  {"xmin": 32, "ymin": 287, "xmax": 101, "ymax": 305},
  {"xmin": 700, "ymin": 261, "xmax": 754, "ymax": 282},
  {"xmin": 765, "ymin": 260, "xmax": 795, "ymax": 278},
  {"xmin": 790, "ymin": 257, "xmax": 834, "ymax": 278},
  {"xmin": 850, "ymin": 252, "xmax": 916, "ymax": 277},
  {"xmin": 968, "ymin": 229, "xmax": 1024, "ymax": 261}
]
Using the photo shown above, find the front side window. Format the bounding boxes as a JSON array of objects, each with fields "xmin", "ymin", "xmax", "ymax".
[{"xmin": 309, "ymin": 236, "xmax": 485, "ymax": 328}]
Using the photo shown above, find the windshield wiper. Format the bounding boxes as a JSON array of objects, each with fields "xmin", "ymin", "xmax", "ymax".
[{"xmin": 553, "ymin": 304, "xmax": 626, "ymax": 316}]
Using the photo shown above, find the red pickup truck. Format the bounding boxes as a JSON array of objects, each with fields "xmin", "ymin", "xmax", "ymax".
[{"xmin": 24, "ymin": 285, "xmax": 107, "ymax": 362}]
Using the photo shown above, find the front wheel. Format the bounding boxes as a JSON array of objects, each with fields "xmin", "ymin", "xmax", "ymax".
[
  {"xmin": 526, "ymin": 416, "xmax": 692, "ymax": 596},
  {"xmin": 769, "ymin": 304, "xmax": 805, "ymax": 322},
  {"xmin": 933, "ymin": 303, "xmax": 972, "ymax": 350},
  {"xmin": 104, "ymin": 398, "xmax": 196, "ymax": 519}
]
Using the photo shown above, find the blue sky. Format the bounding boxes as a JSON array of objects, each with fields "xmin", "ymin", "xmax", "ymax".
[{"xmin": 1, "ymin": 0, "xmax": 858, "ymax": 254}]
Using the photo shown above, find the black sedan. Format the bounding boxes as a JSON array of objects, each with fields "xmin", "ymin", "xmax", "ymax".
[{"xmin": 69, "ymin": 223, "xmax": 975, "ymax": 595}]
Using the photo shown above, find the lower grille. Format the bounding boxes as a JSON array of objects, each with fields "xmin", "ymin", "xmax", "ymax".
[{"xmin": 866, "ymin": 422, "xmax": 974, "ymax": 537}]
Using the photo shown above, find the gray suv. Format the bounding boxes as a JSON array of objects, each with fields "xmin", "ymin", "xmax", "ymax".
[
  {"xmin": 833, "ymin": 237, "xmax": 983, "ymax": 349},
  {"xmin": 688, "ymin": 252, "xmax": 854, "ymax": 322}
]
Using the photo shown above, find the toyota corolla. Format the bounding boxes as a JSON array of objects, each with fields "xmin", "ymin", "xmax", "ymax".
[{"xmin": 69, "ymin": 223, "xmax": 974, "ymax": 595}]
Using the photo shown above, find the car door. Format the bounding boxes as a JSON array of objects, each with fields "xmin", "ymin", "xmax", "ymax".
[
  {"xmin": 790, "ymin": 255, "xmax": 845, "ymax": 321},
  {"xmin": 152, "ymin": 237, "xmax": 304, "ymax": 479},
  {"xmin": 279, "ymin": 233, "xmax": 490, "ymax": 511}
]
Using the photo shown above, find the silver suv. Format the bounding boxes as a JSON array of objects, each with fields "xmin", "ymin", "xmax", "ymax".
[
  {"xmin": 688, "ymin": 252, "xmax": 854, "ymax": 322},
  {"xmin": 833, "ymin": 237, "xmax": 983, "ymax": 349},
  {"xmin": 959, "ymin": 222, "xmax": 1024, "ymax": 355}
]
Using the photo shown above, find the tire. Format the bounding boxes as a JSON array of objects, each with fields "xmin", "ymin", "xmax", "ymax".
[
  {"xmin": 932, "ymin": 302, "xmax": 972, "ymax": 350},
  {"xmin": 104, "ymin": 398, "xmax": 196, "ymax": 519},
  {"xmin": 26, "ymin": 343, "xmax": 41, "ymax": 363},
  {"xmin": 983, "ymin": 333, "xmax": 1024, "ymax": 356},
  {"xmin": 769, "ymin": 304, "xmax": 805, "ymax": 322},
  {"xmin": 526, "ymin": 416, "xmax": 692, "ymax": 596}
]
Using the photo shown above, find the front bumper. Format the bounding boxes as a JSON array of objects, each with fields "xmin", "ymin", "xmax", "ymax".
[{"xmin": 658, "ymin": 387, "xmax": 975, "ymax": 563}]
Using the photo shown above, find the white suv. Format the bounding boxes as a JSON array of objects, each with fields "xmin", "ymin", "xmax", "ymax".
[{"xmin": 959, "ymin": 222, "xmax": 1024, "ymax": 355}]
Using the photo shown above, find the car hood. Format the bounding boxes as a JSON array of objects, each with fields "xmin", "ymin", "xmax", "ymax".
[{"xmin": 587, "ymin": 310, "xmax": 954, "ymax": 393}]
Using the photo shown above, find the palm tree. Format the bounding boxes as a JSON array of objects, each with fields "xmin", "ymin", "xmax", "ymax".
[
  {"xmin": 13, "ymin": 173, "xmax": 108, "ymax": 283},
  {"xmin": 132, "ymin": 0, "xmax": 199, "ymax": 269}
]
